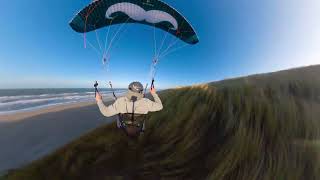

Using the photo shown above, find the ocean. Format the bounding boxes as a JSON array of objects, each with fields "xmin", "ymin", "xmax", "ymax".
[{"xmin": 0, "ymin": 88, "xmax": 126, "ymax": 115}]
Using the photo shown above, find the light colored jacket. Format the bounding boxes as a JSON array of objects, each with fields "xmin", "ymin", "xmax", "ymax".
[{"xmin": 97, "ymin": 91, "xmax": 163, "ymax": 117}]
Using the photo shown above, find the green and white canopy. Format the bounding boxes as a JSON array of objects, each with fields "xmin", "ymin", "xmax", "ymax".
[{"xmin": 70, "ymin": 0, "xmax": 199, "ymax": 44}]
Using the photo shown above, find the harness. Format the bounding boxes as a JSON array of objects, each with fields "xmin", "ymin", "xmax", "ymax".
[
  {"xmin": 118, "ymin": 113, "xmax": 146, "ymax": 134},
  {"xmin": 108, "ymin": 81, "xmax": 147, "ymax": 137},
  {"xmin": 117, "ymin": 96, "xmax": 147, "ymax": 137}
]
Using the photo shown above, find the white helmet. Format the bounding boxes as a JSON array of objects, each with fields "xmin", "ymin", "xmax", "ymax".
[{"xmin": 128, "ymin": 82, "xmax": 144, "ymax": 93}]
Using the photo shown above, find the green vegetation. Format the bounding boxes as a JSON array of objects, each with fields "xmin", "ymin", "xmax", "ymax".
[{"xmin": 4, "ymin": 65, "xmax": 320, "ymax": 180}]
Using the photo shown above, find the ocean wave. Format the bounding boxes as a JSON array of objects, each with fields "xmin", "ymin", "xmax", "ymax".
[
  {"xmin": 0, "ymin": 89, "xmax": 124, "ymax": 115},
  {"xmin": 0, "ymin": 91, "xmax": 121, "ymax": 103}
]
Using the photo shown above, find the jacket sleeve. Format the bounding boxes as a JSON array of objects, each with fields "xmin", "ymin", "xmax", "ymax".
[
  {"xmin": 96, "ymin": 99, "xmax": 119, "ymax": 117},
  {"xmin": 147, "ymin": 92, "xmax": 163, "ymax": 112}
]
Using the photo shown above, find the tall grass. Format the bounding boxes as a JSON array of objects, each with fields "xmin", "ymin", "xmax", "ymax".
[{"xmin": 4, "ymin": 65, "xmax": 320, "ymax": 180}]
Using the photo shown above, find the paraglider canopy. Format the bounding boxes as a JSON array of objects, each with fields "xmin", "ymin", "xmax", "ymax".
[
  {"xmin": 69, "ymin": 0, "xmax": 199, "ymax": 45},
  {"xmin": 70, "ymin": 0, "xmax": 199, "ymax": 137},
  {"xmin": 69, "ymin": 0, "xmax": 199, "ymax": 87}
]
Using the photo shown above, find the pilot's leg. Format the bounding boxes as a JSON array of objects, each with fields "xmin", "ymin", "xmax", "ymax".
[{"xmin": 117, "ymin": 118, "xmax": 121, "ymax": 128}]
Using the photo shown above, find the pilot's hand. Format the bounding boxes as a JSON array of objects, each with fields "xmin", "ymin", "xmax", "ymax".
[
  {"xmin": 95, "ymin": 92, "xmax": 102, "ymax": 102},
  {"xmin": 150, "ymin": 87, "xmax": 156, "ymax": 94}
]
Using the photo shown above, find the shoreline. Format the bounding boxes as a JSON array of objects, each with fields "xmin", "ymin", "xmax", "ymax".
[
  {"xmin": 0, "ymin": 101, "xmax": 97, "ymax": 122},
  {"xmin": 0, "ymin": 100, "xmax": 115, "ymax": 173}
]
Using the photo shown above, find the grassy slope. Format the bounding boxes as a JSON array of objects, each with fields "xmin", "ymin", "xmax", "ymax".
[{"xmin": 4, "ymin": 65, "xmax": 320, "ymax": 180}]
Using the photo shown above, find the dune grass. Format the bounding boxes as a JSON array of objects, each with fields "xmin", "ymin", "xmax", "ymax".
[{"xmin": 3, "ymin": 65, "xmax": 320, "ymax": 180}]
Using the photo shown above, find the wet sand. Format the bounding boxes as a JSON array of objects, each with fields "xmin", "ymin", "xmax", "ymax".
[{"xmin": 0, "ymin": 101, "xmax": 114, "ymax": 173}]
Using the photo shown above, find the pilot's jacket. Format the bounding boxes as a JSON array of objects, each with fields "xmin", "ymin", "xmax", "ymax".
[{"xmin": 97, "ymin": 90, "xmax": 163, "ymax": 117}]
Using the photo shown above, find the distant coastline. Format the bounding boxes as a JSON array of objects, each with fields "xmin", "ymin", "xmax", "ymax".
[
  {"xmin": 0, "ymin": 101, "xmax": 95, "ymax": 122},
  {"xmin": 0, "ymin": 88, "xmax": 125, "ymax": 116}
]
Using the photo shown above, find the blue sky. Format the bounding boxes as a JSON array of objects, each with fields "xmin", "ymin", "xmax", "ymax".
[{"xmin": 0, "ymin": 0, "xmax": 319, "ymax": 89}]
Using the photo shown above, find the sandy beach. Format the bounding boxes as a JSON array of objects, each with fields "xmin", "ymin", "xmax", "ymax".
[{"xmin": 0, "ymin": 101, "xmax": 114, "ymax": 174}]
